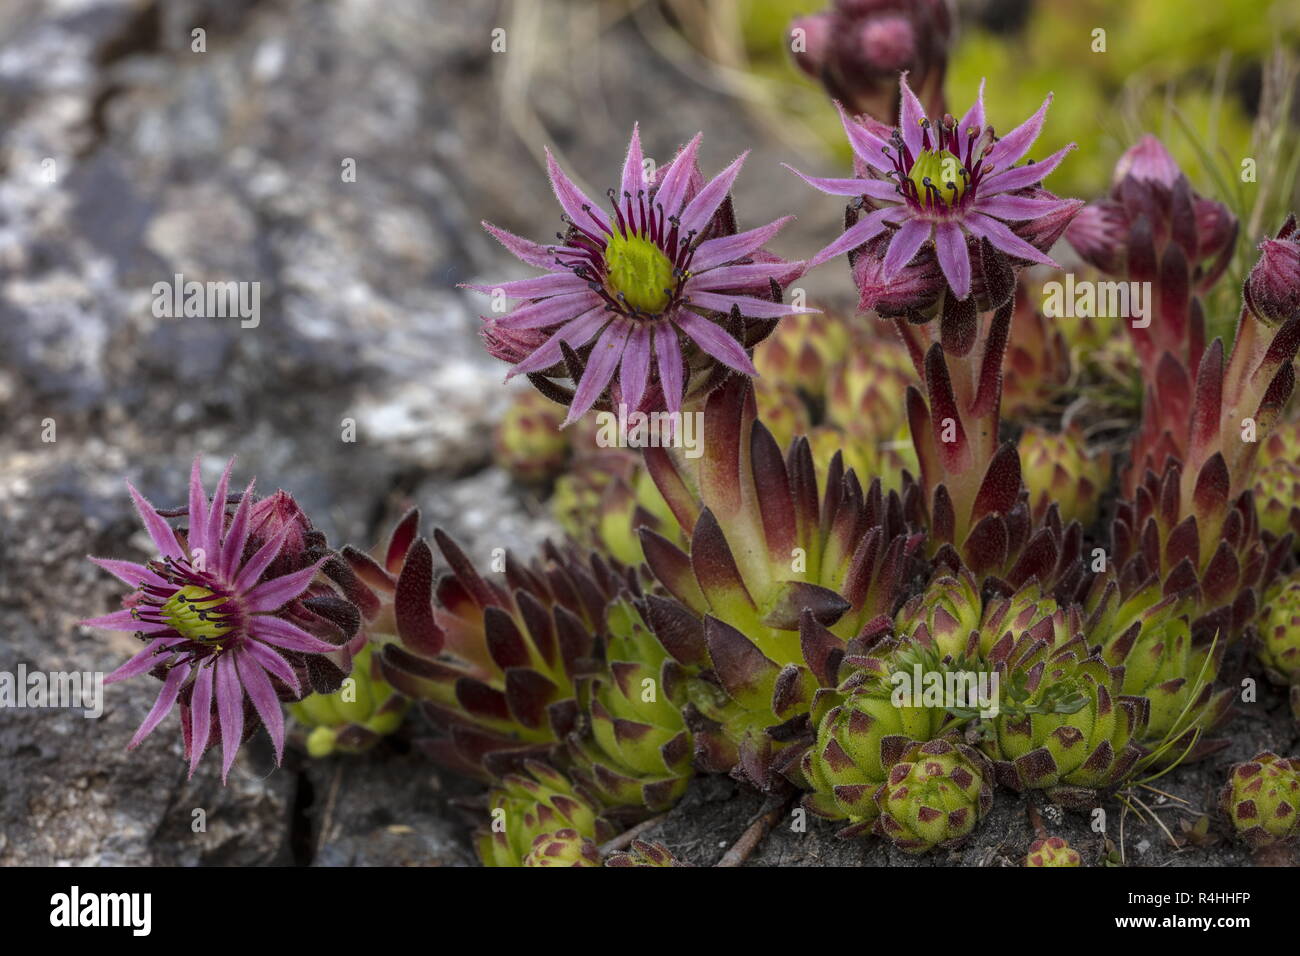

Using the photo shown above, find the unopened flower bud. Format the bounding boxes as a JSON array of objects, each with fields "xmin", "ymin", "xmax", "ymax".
[{"xmin": 1244, "ymin": 214, "xmax": 1300, "ymax": 325}]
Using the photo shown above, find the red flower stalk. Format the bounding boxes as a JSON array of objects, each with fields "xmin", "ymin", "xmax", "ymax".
[
  {"xmin": 893, "ymin": 304, "xmax": 1086, "ymax": 597},
  {"xmin": 1101, "ymin": 226, "xmax": 1300, "ymax": 643},
  {"xmin": 1066, "ymin": 136, "xmax": 1239, "ymax": 496}
]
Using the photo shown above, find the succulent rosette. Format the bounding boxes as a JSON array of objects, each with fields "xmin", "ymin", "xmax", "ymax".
[
  {"xmin": 824, "ymin": 332, "xmax": 914, "ymax": 444},
  {"xmin": 84, "ymin": 459, "xmax": 358, "ymax": 780},
  {"xmin": 800, "ymin": 641, "xmax": 959, "ymax": 834},
  {"xmin": 1018, "ymin": 425, "xmax": 1111, "ymax": 528},
  {"xmin": 893, "ymin": 569, "xmax": 981, "ymax": 661},
  {"xmin": 753, "ymin": 310, "xmax": 851, "ymax": 403},
  {"xmin": 287, "ymin": 642, "xmax": 409, "ymax": 757},
  {"xmin": 470, "ymin": 126, "xmax": 810, "ymax": 422},
  {"xmin": 522, "ymin": 828, "xmax": 603, "ymax": 867},
  {"xmin": 790, "ymin": 75, "xmax": 1081, "ymax": 315},
  {"xmin": 637, "ymin": 377, "xmax": 922, "ymax": 788},
  {"xmin": 1025, "ymin": 836, "xmax": 1081, "ymax": 867},
  {"xmin": 873, "ymin": 738, "xmax": 994, "ymax": 854},
  {"xmin": 1086, "ymin": 581, "xmax": 1232, "ymax": 762},
  {"xmin": 1219, "ymin": 752, "xmax": 1300, "ymax": 849},
  {"xmin": 568, "ymin": 597, "xmax": 694, "ymax": 814},
  {"xmin": 978, "ymin": 579, "xmax": 1078, "ymax": 660},
  {"xmin": 476, "ymin": 761, "xmax": 615, "ymax": 867},
  {"xmin": 493, "ymin": 387, "xmax": 571, "ymax": 484},
  {"xmin": 327, "ymin": 509, "xmax": 621, "ymax": 779},
  {"xmin": 979, "ymin": 633, "xmax": 1147, "ymax": 807},
  {"xmin": 1253, "ymin": 456, "xmax": 1300, "ymax": 543},
  {"xmin": 1257, "ymin": 573, "xmax": 1300, "ymax": 718},
  {"xmin": 551, "ymin": 448, "xmax": 682, "ymax": 569}
]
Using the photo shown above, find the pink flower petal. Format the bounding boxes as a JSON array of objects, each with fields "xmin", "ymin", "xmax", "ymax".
[
  {"xmin": 654, "ymin": 326, "xmax": 685, "ymax": 415},
  {"xmin": 618, "ymin": 324, "xmax": 652, "ymax": 412},
  {"xmin": 126, "ymin": 481, "xmax": 184, "ymax": 561},
  {"xmin": 244, "ymin": 641, "xmax": 301, "ymax": 698},
  {"xmin": 687, "ymin": 261, "xmax": 806, "ymax": 292},
  {"xmin": 127, "ymin": 662, "xmax": 189, "ymax": 750},
  {"xmin": 979, "ymin": 144, "xmax": 1075, "ymax": 195},
  {"xmin": 219, "ymin": 479, "xmax": 257, "ymax": 580},
  {"xmin": 482, "ymin": 220, "xmax": 556, "ymax": 269},
  {"xmin": 493, "ymin": 290, "xmax": 603, "ymax": 331},
  {"xmin": 621, "ymin": 123, "xmax": 645, "ymax": 200},
  {"xmin": 236, "ymin": 648, "xmax": 285, "ymax": 766},
  {"xmin": 215, "ymin": 654, "xmax": 244, "ymax": 783},
  {"xmin": 688, "ymin": 290, "xmax": 818, "ymax": 319},
  {"xmin": 808, "ymin": 206, "xmax": 899, "ymax": 268},
  {"xmin": 506, "ymin": 307, "xmax": 610, "ymax": 378},
  {"xmin": 242, "ymin": 557, "xmax": 328, "ymax": 613},
  {"xmin": 674, "ymin": 309, "xmax": 757, "ymax": 375},
  {"xmin": 461, "ymin": 272, "xmax": 588, "ymax": 299},
  {"xmin": 203, "ymin": 458, "xmax": 235, "ymax": 567},
  {"xmin": 692, "ymin": 216, "xmax": 794, "ymax": 272},
  {"xmin": 882, "ymin": 218, "xmax": 933, "ymax": 276},
  {"xmin": 250, "ymin": 615, "xmax": 342, "ymax": 654},
  {"xmin": 898, "ymin": 73, "xmax": 927, "ymax": 160},
  {"xmin": 653, "ymin": 133, "xmax": 702, "ymax": 217},
  {"xmin": 784, "ymin": 164, "xmax": 900, "ymax": 201},
  {"xmin": 964, "ymin": 212, "xmax": 1059, "ymax": 266},
  {"xmin": 187, "ymin": 457, "xmax": 210, "ymax": 556},
  {"xmin": 564, "ymin": 320, "xmax": 632, "ymax": 425},
  {"xmin": 106, "ymin": 637, "xmax": 180, "ymax": 684},
  {"xmin": 545, "ymin": 148, "xmax": 611, "ymax": 237},
  {"xmin": 230, "ymin": 521, "xmax": 293, "ymax": 594},
  {"xmin": 82, "ymin": 608, "xmax": 168, "ymax": 634},
  {"xmin": 933, "ymin": 221, "xmax": 971, "ymax": 300},
  {"xmin": 973, "ymin": 194, "xmax": 1076, "ymax": 220},
  {"xmin": 986, "ymin": 93, "xmax": 1052, "ymax": 171},
  {"xmin": 835, "ymin": 101, "xmax": 892, "ymax": 173},
  {"xmin": 188, "ymin": 663, "xmax": 213, "ymax": 777},
  {"xmin": 89, "ymin": 556, "xmax": 165, "ymax": 588},
  {"xmin": 679, "ymin": 151, "xmax": 749, "ymax": 235}
]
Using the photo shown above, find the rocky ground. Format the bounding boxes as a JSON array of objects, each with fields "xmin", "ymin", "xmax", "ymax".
[{"xmin": 0, "ymin": 0, "xmax": 1294, "ymax": 866}]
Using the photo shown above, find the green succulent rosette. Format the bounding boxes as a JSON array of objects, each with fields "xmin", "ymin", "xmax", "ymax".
[{"xmin": 287, "ymin": 642, "xmax": 408, "ymax": 757}]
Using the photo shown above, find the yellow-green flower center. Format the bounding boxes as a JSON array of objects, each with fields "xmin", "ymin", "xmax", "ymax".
[
  {"xmin": 162, "ymin": 585, "xmax": 233, "ymax": 644},
  {"xmin": 604, "ymin": 232, "xmax": 675, "ymax": 314},
  {"xmin": 908, "ymin": 148, "xmax": 968, "ymax": 206}
]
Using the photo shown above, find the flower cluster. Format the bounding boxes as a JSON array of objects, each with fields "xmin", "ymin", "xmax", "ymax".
[{"xmin": 84, "ymin": 59, "xmax": 1300, "ymax": 868}]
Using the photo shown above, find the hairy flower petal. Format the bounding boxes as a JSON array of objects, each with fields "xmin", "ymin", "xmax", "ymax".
[
  {"xmin": 692, "ymin": 216, "xmax": 795, "ymax": 272},
  {"xmin": 566, "ymin": 320, "xmax": 632, "ymax": 423},
  {"xmin": 679, "ymin": 151, "xmax": 749, "ymax": 235},
  {"xmin": 128, "ymin": 663, "xmax": 190, "ymax": 750},
  {"xmin": 933, "ymin": 221, "xmax": 971, "ymax": 300},
  {"xmin": 675, "ymin": 309, "xmax": 757, "ymax": 375},
  {"xmin": 505, "ymin": 307, "xmax": 610, "ymax": 379},
  {"xmin": 980, "ymin": 144, "xmax": 1075, "ymax": 195},
  {"xmin": 883, "ymin": 218, "xmax": 933, "ymax": 275}
]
